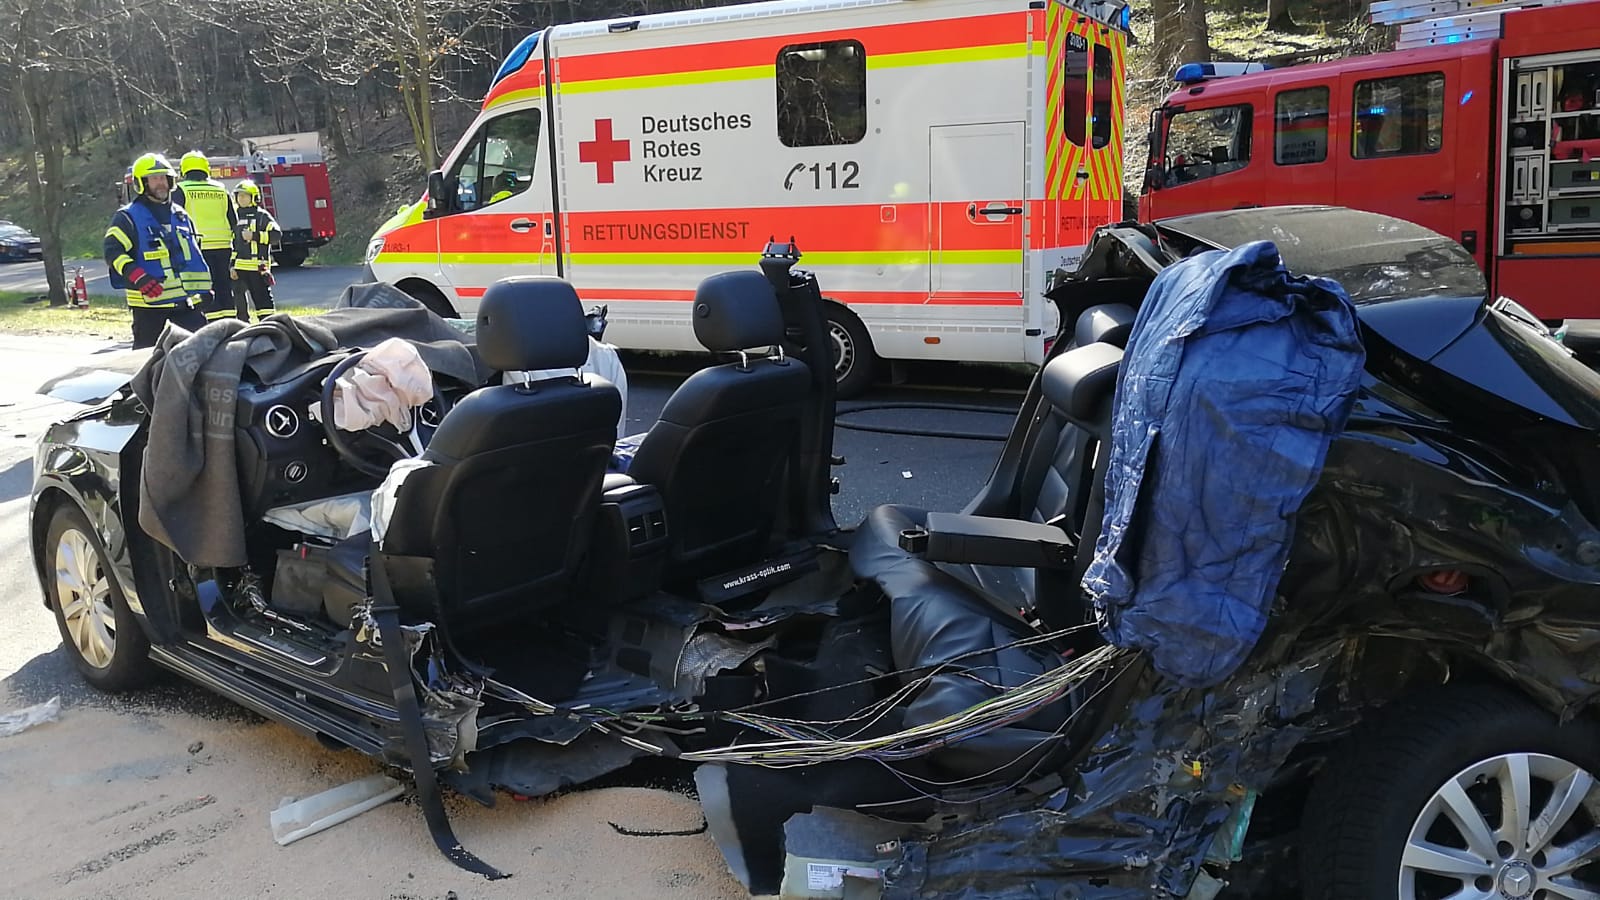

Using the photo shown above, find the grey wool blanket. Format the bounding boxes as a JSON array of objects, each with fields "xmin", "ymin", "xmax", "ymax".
[{"xmin": 129, "ymin": 283, "xmax": 485, "ymax": 568}]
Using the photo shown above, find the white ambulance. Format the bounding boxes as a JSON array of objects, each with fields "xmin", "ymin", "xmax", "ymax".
[{"xmin": 364, "ymin": 0, "xmax": 1131, "ymax": 396}]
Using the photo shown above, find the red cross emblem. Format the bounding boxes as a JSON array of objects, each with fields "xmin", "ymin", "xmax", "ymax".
[{"xmin": 579, "ymin": 118, "xmax": 631, "ymax": 184}]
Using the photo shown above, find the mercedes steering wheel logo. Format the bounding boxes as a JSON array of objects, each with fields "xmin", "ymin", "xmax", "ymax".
[
  {"xmin": 418, "ymin": 401, "xmax": 443, "ymax": 428},
  {"xmin": 265, "ymin": 405, "xmax": 300, "ymax": 439}
]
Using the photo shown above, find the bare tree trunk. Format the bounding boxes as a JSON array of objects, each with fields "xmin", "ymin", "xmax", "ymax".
[
  {"xmin": 21, "ymin": 69, "xmax": 69, "ymax": 307},
  {"xmin": 1181, "ymin": 0, "xmax": 1211, "ymax": 63},
  {"xmin": 1268, "ymin": 0, "xmax": 1298, "ymax": 31}
]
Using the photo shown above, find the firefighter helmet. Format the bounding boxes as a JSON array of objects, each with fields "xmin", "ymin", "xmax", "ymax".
[
  {"xmin": 233, "ymin": 180, "xmax": 261, "ymax": 204},
  {"xmin": 180, "ymin": 150, "xmax": 211, "ymax": 178},
  {"xmin": 131, "ymin": 153, "xmax": 178, "ymax": 196}
]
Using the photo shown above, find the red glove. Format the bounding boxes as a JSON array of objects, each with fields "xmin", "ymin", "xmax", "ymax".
[
  {"xmin": 126, "ymin": 267, "xmax": 164, "ymax": 300},
  {"xmin": 266, "ymin": 272, "xmax": 276, "ymax": 286}
]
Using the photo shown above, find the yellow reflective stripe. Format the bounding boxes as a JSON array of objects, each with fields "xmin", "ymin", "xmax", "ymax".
[
  {"xmin": 571, "ymin": 249, "xmax": 1021, "ymax": 267},
  {"xmin": 484, "ymin": 87, "xmax": 545, "ymax": 110},
  {"xmin": 557, "ymin": 64, "xmax": 769, "ymax": 96},
  {"xmin": 867, "ymin": 43, "xmax": 1029, "ymax": 70},
  {"xmin": 106, "ymin": 227, "xmax": 133, "ymax": 250},
  {"xmin": 380, "ymin": 249, "xmax": 1022, "ymax": 267},
  {"xmin": 112, "ymin": 254, "xmax": 134, "ymax": 271}
]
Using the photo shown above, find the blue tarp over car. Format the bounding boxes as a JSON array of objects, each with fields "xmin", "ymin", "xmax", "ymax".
[{"xmin": 1083, "ymin": 239, "xmax": 1366, "ymax": 688}]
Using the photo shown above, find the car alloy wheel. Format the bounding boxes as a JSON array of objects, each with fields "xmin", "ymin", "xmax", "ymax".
[
  {"xmin": 1401, "ymin": 752, "xmax": 1600, "ymax": 900},
  {"xmin": 55, "ymin": 526, "xmax": 118, "ymax": 669}
]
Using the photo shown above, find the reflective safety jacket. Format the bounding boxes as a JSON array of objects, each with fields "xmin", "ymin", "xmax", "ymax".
[
  {"xmin": 172, "ymin": 176, "xmax": 238, "ymax": 251},
  {"xmin": 104, "ymin": 196, "xmax": 213, "ymax": 309},
  {"xmin": 233, "ymin": 206, "xmax": 282, "ymax": 273}
]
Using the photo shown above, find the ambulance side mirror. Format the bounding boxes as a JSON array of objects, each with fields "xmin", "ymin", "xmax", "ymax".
[{"xmin": 425, "ymin": 170, "xmax": 447, "ymax": 217}]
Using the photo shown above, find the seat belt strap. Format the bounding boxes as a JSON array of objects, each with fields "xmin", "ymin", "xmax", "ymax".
[{"xmin": 369, "ymin": 554, "xmax": 509, "ymax": 881}]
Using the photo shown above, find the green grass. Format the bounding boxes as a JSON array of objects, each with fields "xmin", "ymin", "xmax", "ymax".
[{"xmin": 0, "ymin": 291, "xmax": 324, "ymax": 339}]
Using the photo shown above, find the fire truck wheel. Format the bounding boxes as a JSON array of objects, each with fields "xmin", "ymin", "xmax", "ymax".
[
  {"xmin": 274, "ymin": 247, "xmax": 308, "ymax": 268},
  {"xmin": 825, "ymin": 305, "xmax": 876, "ymax": 400}
]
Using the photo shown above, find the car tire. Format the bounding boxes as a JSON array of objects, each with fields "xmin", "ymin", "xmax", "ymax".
[
  {"xmin": 1300, "ymin": 683, "xmax": 1600, "ymax": 900},
  {"xmin": 44, "ymin": 504, "xmax": 155, "ymax": 692},
  {"xmin": 824, "ymin": 305, "xmax": 876, "ymax": 400}
]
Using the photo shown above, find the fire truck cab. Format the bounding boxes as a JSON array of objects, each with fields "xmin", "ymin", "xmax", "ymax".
[{"xmin": 1138, "ymin": 0, "xmax": 1600, "ymax": 320}]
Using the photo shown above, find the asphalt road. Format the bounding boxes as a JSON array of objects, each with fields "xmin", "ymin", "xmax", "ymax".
[{"xmin": 0, "ymin": 258, "xmax": 367, "ymax": 309}]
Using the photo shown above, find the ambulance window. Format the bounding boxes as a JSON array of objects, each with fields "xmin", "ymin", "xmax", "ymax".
[
  {"xmin": 1352, "ymin": 72, "xmax": 1444, "ymax": 159},
  {"xmin": 1274, "ymin": 87, "xmax": 1329, "ymax": 165},
  {"xmin": 776, "ymin": 40, "xmax": 867, "ymax": 147},
  {"xmin": 446, "ymin": 108, "xmax": 541, "ymax": 212},
  {"xmin": 1163, "ymin": 105, "xmax": 1252, "ymax": 186},
  {"xmin": 1064, "ymin": 32, "xmax": 1089, "ymax": 146},
  {"xmin": 1091, "ymin": 44, "xmax": 1114, "ymax": 149}
]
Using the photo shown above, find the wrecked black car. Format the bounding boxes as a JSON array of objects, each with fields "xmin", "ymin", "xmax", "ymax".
[{"xmin": 30, "ymin": 207, "xmax": 1600, "ymax": 898}]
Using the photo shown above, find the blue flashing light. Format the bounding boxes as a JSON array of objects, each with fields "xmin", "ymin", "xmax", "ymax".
[
  {"xmin": 1119, "ymin": 5, "xmax": 1131, "ymax": 31},
  {"xmin": 1174, "ymin": 62, "xmax": 1209, "ymax": 85},
  {"xmin": 491, "ymin": 33, "xmax": 541, "ymax": 88},
  {"xmin": 1461, "ymin": 89, "xmax": 1475, "ymax": 105},
  {"xmin": 1446, "ymin": 34, "xmax": 1463, "ymax": 43}
]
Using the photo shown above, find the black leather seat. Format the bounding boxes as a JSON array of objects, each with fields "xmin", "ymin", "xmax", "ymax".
[
  {"xmin": 348, "ymin": 275, "xmax": 622, "ymax": 630},
  {"xmin": 848, "ymin": 309, "xmax": 1130, "ymax": 780},
  {"xmin": 849, "ymin": 304, "xmax": 1133, "ymax": 622},
  {"xmin": 626, "ymin": 270, "xmax": 812, "ymax": 584}
]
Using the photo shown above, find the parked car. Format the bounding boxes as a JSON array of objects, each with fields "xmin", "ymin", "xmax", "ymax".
[
  {"xmin": 0, "ymin": 220, "xmax": 42, "ymax": 262},
  {"xmin": 28, "ymin": 208, "xmax": 1600, "ymax": 898}
]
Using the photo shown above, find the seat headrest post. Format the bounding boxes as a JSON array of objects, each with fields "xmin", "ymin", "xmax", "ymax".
[
  {"xmin": 692, "ymin": 270, "xmax": 787, "ymax": 353},
  {"xmin": 477, "ymin": 275, "xmax": 591, "ymax": 373}
]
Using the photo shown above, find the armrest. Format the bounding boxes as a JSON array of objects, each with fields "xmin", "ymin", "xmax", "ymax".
[
  {"xmin": 897, "ymin": 512, "xmax": 1076, "ymax": 569},
  {"xmin": 603, "ymin": 472, "xmax": 636, "ymax": 493}
]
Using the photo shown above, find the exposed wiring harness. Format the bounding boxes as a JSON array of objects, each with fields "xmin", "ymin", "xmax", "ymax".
[{"xmin": 480, "ymin": 628, "xmax": 1132, "ymax": 772}]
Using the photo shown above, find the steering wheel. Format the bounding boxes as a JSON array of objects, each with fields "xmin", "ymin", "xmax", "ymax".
[{"xmin": 319, "ymin": 349, "xmax": 453, "ymax": 478}]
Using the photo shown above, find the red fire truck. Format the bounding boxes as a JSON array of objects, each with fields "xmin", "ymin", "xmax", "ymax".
[
  {"xmin": 1138, "ymin": 0, "xmax": 1600, "ymax": 319},
  {"xmin": 121, "ymin": 132, "xmax": 337, "ymax": 267}
]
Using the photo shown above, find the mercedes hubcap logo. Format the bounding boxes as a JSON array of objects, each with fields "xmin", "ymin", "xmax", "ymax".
[
  {"xmin": 1499, "ymin": 861, "xmax": 1536, "ymax": 899},
  {"xmin": 265, "ymin": 405, "xmax": 299, "ymax": 439}
]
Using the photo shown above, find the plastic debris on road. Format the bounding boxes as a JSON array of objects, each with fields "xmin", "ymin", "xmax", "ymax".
[{"xmin": 0, "ymin": 695, "xmax": 61, "ymax": 737}]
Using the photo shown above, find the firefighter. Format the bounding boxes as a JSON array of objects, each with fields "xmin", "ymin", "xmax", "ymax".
[
  {"xmin": 172, "ymin": 150, "xmax": 238, "ymax": 322},
  {"xmin": 104, "ymin": 153, "xmax": 211, "ymax": 349},
  {"xmin": 231, "ymin": 180, "xmax": 282, "ymax": 321}
]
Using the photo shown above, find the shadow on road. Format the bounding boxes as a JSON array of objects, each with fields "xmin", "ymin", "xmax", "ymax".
[
  {"xmin": 3, "ymin": 645, "xmax": 262, "ymax": 726},
  {"xmin": 0, "ymin": 457, "xmax": 31, "ymax": 504}
]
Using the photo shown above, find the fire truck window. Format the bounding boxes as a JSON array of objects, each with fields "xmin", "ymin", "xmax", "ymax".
[
  {"xmin": 447, "ymin": 108, "xmax": 542, "ymax": 212},
  {"xmin": 1274, "ymin": 87, "xmax": 1329, "ymax": 165},
  {"xmin": 776, "ymin": 40, "xmax": 867, "ymax": 147},
  {"xmin": 1163, "ymin": 105, "xmax": 1252, "ymax": 186},
  {"xmin": 1352, "ymin": 72, "xmax": 1444, "ymax": 159},
  {"xmin": 1091, "ymin": 43, "xmax": 1114, "ymax": 149},
  {"xmin": 1064, "ymin": 32, "xmax": 1088, "ymax": 147}
]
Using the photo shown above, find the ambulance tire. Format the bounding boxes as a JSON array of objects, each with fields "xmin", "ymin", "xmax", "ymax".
[
  {"xmin": 399, "ymin": 281, "xmax": 457, "ymax": 320},
  {"xmin": 825, "ymin": 306, "xmax": 876, "ymax": 400}
]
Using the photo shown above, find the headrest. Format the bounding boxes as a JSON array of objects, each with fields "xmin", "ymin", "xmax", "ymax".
[
  {"xmin": 691, "ymin": 270, "xmax": 786, "ymax": 353},
  {"xmin": 1074, "ymin": 304, "xmax": 1135, "ymax": 348},
  {"xmin": 1040, "ymin": 342, "xmax": 1124, "ymax": 422},
  {"xmin": 477, "ymin": 276, "xmax": 590, "ymax": 372}
]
